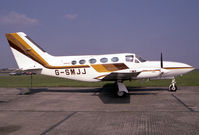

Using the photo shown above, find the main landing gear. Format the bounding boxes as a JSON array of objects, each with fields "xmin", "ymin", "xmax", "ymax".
[
  {"xmin": 114, "ymin": 78, "xmax": 178, "ymax": 97},
  {"xmin": 169, "ymin": 78, "xmax": 177, "ymax": 92},
  {"xmin": 115, "ymin": 81, "xmax": 128, "ymax": 97}
]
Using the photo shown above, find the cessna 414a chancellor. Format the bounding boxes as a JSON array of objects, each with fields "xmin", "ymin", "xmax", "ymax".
[{"xmin": 6, "ymin": 32, "xmax": 195, "ymax": 97}]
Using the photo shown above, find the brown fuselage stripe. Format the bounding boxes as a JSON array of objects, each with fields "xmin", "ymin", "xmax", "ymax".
[
  {"xmin": 9, "ymin": 41, "xmax": 26, "ymax": 55},
  {"xmin": 164, "ymin": 67, "xmax": 194, "ymax": 70},
  {"xmin": 7, "ymin": 33, "xmax": 51, "ymax": 67},
  {"xmin": 114, "ymin": 63, "xmax": 129, "ymax": 70},
  {"xmin": 141, "ymin": 67, "xmax": 194, "ymax": 72},
  {"xmin": 7, "ymin": 34, "xmax": 47, "ymax": 67},
  {"xmin": 91, "ymin": 63, "xmax": 129, "ymax": 73},
  {"xmin": 6, "ymin": 33, "xmax": 90, "ymax": 69},
  {"xmin": 9, "ymin": 41, "xmax": 46, "ymax": 66}
]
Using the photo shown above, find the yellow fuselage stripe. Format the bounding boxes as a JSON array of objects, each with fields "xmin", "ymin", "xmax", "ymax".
[
  {"xmin": 6, "ymin": 33, "xmax": 90, "ymax": 69},
  {"xmin": 6, "ymin": 33, "xmax": 130, "ymax": 72}
]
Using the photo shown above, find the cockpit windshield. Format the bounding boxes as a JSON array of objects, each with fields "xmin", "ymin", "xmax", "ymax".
[
  {"xmin": 135, "ymin": 55, "xmax": 146, "ymax": 62},
  {"xmin": 125, "ymin": 55, "xmax": 146, "ymax": 63}
]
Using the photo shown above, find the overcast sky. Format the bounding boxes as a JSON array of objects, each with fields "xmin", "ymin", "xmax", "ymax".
[{"xmin": 0, "ymin": 0, "xmax": 199, "ymax": 69}]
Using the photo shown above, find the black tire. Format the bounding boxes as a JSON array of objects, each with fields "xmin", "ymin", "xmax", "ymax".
[
  {"xmin": 169, "ymin": 84, "xmax": 177, "ymax": 92},
  {"xmin": 117, "ymin": 91, "xmax": 125, "ymax": 97}
]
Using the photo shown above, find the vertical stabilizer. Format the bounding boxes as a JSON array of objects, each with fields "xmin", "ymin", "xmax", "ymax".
[{"xmin": 5, "ymin": 32, "xmax": 51, "ymax": 70}]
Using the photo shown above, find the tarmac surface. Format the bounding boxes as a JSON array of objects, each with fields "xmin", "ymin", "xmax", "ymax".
[{"xmin": 0, "ymin": 85, "xmax": 199, "ymax": 135}]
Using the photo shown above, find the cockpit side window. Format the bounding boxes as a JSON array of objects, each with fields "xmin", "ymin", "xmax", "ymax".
[
  {"xmin": 135, "ymin": 59, "xmax": 139, "ymax": 63},
  {"xmin": 135, "ymin": 55, "xmax": 146, "ymax": 62},
  {"xmin": 125, "ymin": 55, "xmax": 134, "ymax": 62}
]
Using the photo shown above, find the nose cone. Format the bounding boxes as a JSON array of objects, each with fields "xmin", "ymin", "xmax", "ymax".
[
  {"xmin": 177, "ymin": 62, "xmax": 195, "ymax": 72},
  {"xmin": 164, "ymin": 62, "xmax": 195, "ymax": 76}
]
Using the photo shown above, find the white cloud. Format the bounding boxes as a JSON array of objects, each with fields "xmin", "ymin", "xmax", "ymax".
[
  {"xmin": 0, "ymin": 11, "xmax": 39, "ymax": 25},
  {"xmin": 64, "ymin": 13, "xmax": 78, "ymax": 20}
]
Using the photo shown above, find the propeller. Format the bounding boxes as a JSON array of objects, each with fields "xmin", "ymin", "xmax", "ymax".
[
  {"xmin": 160, "ymin": 52, "xmax": 169, "ymax": 74},
  {"xmin": 160, "ymin": 52, "xmax": 163, "ymax": 68}
]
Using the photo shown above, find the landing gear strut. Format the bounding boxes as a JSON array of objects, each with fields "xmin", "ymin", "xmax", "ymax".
[
  {"xmin": 115, "ymin": 81, "xmax": 128, "ymax": 97},
  {"xmin": 169, "ymin": 78, "xmax": 177, "ymax": 92}
]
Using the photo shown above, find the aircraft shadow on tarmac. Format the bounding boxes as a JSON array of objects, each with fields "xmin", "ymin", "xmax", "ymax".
[
  {"xmin": 97, "ymin": 84, "xmax": 168, "ymax": 104},
  {"xmin": 17, "ymin": 83, "xmax": 168, "ymax": 104}
]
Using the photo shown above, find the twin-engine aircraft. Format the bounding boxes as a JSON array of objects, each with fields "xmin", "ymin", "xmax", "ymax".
[{"xmin": 6, "ymin": 32, "xmax": 194, "ymax": 96}]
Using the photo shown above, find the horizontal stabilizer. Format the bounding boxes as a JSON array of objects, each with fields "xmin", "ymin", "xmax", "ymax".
[{"xmin": 18, "ymin": 68, "xmax": 42, "ymax": 74}]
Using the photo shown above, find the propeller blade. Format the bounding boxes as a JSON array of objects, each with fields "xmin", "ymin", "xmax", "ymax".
[{"xmin": 160, "ymin": 52, "xmax": 163, "ymax": 68}]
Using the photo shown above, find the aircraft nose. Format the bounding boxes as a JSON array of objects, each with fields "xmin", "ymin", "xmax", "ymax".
[
  {"xmin": 164, "ymin": 62, "xmax": 195, "ymax": 76},
  {"xmin": 178, "ymin": 62, "xmax": 195, "ymax": 73}
]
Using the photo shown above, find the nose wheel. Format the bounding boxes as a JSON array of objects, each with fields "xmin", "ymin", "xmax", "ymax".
[{"xmin": 169, "ymin": 78, "xmax": 177, "ymax": 92}]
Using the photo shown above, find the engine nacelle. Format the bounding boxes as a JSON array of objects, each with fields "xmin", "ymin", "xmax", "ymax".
[{"xmin": 137, "ymin": 70, "xmax": 161, "ymax": 79}]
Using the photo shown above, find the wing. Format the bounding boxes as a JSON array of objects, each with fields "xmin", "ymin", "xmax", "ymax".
[{"xmin": 100, "ymin": 72, "xmax": 140, "ymax": 81}]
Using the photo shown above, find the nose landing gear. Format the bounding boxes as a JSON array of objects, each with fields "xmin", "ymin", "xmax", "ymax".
[{"xmin": 169, "ymin": 78, "xmax": 177, "ymax": 92}]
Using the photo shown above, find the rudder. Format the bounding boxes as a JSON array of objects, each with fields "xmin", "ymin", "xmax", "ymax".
[{"xmin": 6, "ymin": 32, "xmax": 48, "ymax": 70}]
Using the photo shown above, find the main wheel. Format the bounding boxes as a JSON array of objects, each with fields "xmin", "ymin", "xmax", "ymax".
[
  {"xmin": 169, "ymin": 84, "xmax": 177, "ymax": 92},
  {"xmin": 117, "ymin": 91, "xmax": 125, "ymax": 97}
]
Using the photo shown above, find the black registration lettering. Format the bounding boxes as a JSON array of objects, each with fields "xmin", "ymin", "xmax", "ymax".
[
  {"xmin": 70, "ymin": 69, "xmax": 75, "ymax": 75},
  {"xmin": 65, "ymin": 69, "xmax": 70, "ymax": 75},
  {"xmin": 77, "ymin": 69, "xmax": 81, "ymax": 75},
  {"xmin": 82, "ymin": 68, "xmax": 86, "ymax": 74},
  {"xmin": 55, "ymin": 70, "xmax": 59, "ymax": 75},
  {"xmin": 65, "ymin": 68, "xmax": 86, "ymax": 75}
]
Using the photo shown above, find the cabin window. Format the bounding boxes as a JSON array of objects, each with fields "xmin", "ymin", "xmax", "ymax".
[
  {"xmin": 126, "ymin": 55, "xmax": 134, "ymax": 62},
  {"xmin": 89, "ymin": 58, "xmax": 96, "ymax": 64},
  {"xmin": 71, "ymin": 60, "xmax": 77, "ymax": 65},
  {"xmin": 79, "ymin": 60, "xmax": 86, "ymax": 64},
  {"xmin": 100, "ymin": 58, "xmax": 108, "ymax": 63},
  {"xmin": 111, "ymin": 57, "xmax": 119, "ymax": 62}
]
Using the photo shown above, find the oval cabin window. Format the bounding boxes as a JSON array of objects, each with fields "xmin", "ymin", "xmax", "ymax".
[
  {"xmin": 111, "ymin": 57, "xmax": 119, "ymax": 62},
  {"xmin": 100, "ymin": 58, "xmax": 108, "ymax": 63},
  {"xmin": 89, "ymin": 58, "xmax": 96, "ymax": 64},
  {"xmin": 79, "ymin": 60, "xmax": 86, "ymax": 64},
  {"xmin": 71, "ymin": 60, "xmax": 77, "ymax": 65}
]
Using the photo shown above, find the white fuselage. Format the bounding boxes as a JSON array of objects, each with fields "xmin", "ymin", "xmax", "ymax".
[{"xmin": 39, "ymin": 53, "xmax": 194, "ymax": 82}]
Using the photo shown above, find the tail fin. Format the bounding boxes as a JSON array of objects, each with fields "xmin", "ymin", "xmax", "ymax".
[{"xmin": 6, "ymin": 32, "xmax": 51, "ymax": 70}]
